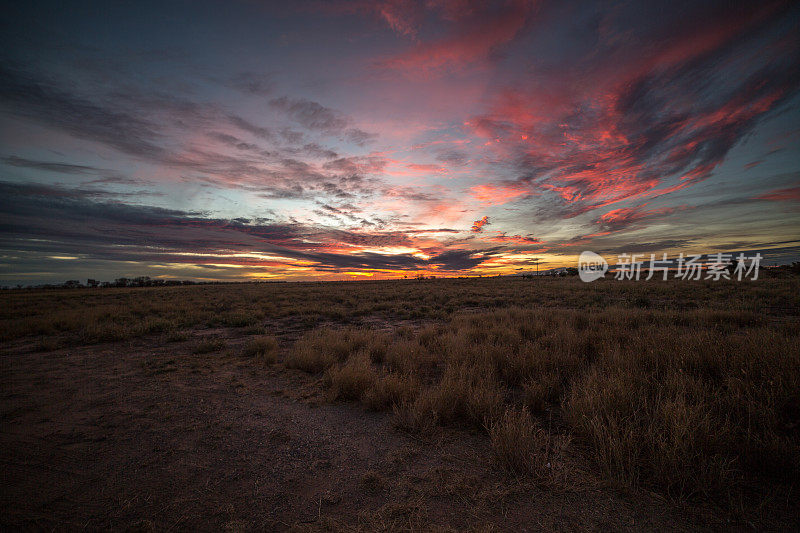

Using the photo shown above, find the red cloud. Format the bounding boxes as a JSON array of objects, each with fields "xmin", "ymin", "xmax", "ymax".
[
  {"xmin": 596, "ymin": 204, "xmax": 687, "ymax": 233},
  {"xmin": 379, "ymin": 0, "xmax": 535, "ymax": 74},
  {"xmin": 754, "ymin": 186, "xmax": 800, "ymax": 202},
  {"xmin": 462, "ymin": 3, "xmax": 797, "ymax": 217},
  {"xmin": 471, "ymin": 215, "xmax": 490, "ymax": 232},
  {"xmin": 470, "ymin": 183, "xmax": 528, "ymax": 204},
  {"xmin": 406, "ymin": 163, "xmax": 447, "ymax": 173},
  {"xmin": 375, "ymin": 0, "xmax": 422, "ymax": 37}
]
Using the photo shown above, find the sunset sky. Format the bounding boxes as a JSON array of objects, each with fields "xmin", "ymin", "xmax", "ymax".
[{"xmin": 1, "ymin": 0, "xmax": 799, "ymax": 284}]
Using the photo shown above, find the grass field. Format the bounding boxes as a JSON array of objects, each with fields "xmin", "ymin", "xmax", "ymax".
[{"xmin": 2, "ymin": 276, "xmax": 799, "ymax": 530}]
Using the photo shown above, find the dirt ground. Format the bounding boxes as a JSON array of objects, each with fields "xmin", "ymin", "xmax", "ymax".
[{"xmin": 0, "ymin": 325, "xmax": 770, "ymax": 531}]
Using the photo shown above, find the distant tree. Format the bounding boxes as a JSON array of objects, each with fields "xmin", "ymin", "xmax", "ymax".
[
  {"xmin": 87, "ymin": 279, "xmax": 99, "ymax": 287},
  {"xmin": 64, "ymin": 280, "xmax": 82, "ymax": 288},
  {"xmin": 114, "ymin": 277, "xmax": 129, "ymax": 287}
]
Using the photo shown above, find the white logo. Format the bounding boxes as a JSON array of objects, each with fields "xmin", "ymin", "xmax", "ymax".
[{"xmin": 579, "ymin": 251, "xmax": 608, "ymax": 282}]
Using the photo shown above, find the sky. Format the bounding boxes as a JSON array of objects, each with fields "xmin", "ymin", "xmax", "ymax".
[{"xmin": 1, "ymin": 0, "xmax": 799, "ymax": 285}]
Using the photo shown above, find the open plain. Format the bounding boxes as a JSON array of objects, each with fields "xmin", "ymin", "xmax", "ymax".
[{"xmin": 2, "ymin": 277, "xmax": 799, "ymax": 530}]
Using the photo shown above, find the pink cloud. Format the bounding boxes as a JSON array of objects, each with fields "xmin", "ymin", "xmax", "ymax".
[
  {"xmin": 470, "ymin": 183, "xmax": 528, "ymax": 205},
  {"xmin": 378, "ymin": 0, "xmax": 536, "ymax": 74},
  {"xmin": 754, "ymin": 186, "xmax": 800, "ymax": 202}
]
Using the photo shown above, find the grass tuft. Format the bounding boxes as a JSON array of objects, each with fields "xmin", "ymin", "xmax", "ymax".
[
  {"xmin": 326, "ymin": 351, "xmax": 377, "ymax": 401},
  {"xmin": 242, "ymin": 336, "xmax": 279, "ymax": 364}
]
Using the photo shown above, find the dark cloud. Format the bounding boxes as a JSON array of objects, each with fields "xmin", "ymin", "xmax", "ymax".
[
  {"xmin": 598, "ymin": 240, "xmax": 697, "ymax": 255},
  {"xmin": 256, "ymin": 185, "xmax": 306, "ymax": 200},
  {"xmin": 297, "ymin": 143, "xmax": 339, "ymax": 160},
  {"xmin": 345, "ymin": 128, "xmax": 378, "ymax": 145},
  {"xmin": 323, "ymin": 156, "xmax": 389, "ymax": 175},
  {"xmin": 0, "ymin": 63, "xmax": 166, "ymax": 159},
  {"xmin": 427, "ymin": 249, "xmax": 493, "ymax": 270},
  {"xmin": 0, "ymin": 64, "xmax": 381, "ymax": 205},
  {"xmin": 375, "ymin": 0, "xmax": 536, "ymax": 72},
  {"xmin": 228, "ymin": 71, "xmax": 274, "ymax": 96},
  {"xmin": 269, "ymin": 96, "xmax": 377, "ymax": 145},
  {"xmin": 2, "ymin": 155, "xmax": 101, "ymax": 175},
  {"xmin": 0, "ymin": 182, "xmax": 494, "ymax": 276},
  {"xmin": 436, "ymin": 149, "xmax": 468, "ymax": 166},
  {"xmin": 270, "ymin": 96, "xmax": 348, "ymax": 131},
  {"xmin": 206, "ymin": 132, "xmax": 261, "ymax": 152},
  {"xmin": 226, "ymin": 114, "xmax": 274, "ymax": 140}
]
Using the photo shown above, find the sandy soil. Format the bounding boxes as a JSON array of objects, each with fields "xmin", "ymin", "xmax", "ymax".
[{"xmin": 1, "ymin": 327, "xmax": 738, "ymax": 531}]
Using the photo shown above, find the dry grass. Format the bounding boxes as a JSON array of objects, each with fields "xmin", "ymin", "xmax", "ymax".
[
  {"xmin": 242, "ymin": 336, "xmax": 279, "ymax": 364},
  {"xmin": 3, "ymin": 276, "xmax": 797, "ymax": 345},
  {"xmin": 488, "ymin": 406, "xmax": 570, "ymax": 479},
  {"xmin": 359, "ymin": 470, "xmax": 386, "ymax": 494},
  {"xmin": 193, "ymin": 338, "xmax": 226, "ymax": 354},
  {"xmin": 3, "ymin": 276, "xmax": 799, "ymax": 512},
  {"xmin": 288, "ymin": 298, "xmax": 799, "ymax": 508},
  {"xmin": 392, "ymin": 394, "xmax": 440, "ymax": 436},
  {"xmin": 362, "ymin": 372, "xmax": 417, "ymax": 411},
  {"xmin": 286, "ymin": 328, "xmax": 381, "ymax": 373},
  {"xmin": 325, "ymin": 352, "xmax": 377, "ymax": 401},
  {"xmin": 565, "ymin": 323, "xmax": 800, "ymax": 499}
]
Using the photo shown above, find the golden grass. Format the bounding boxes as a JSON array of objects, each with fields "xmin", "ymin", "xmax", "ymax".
[{"xmin": 286, "ymin": 328, "xmax": 380, "ymax": 373}]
